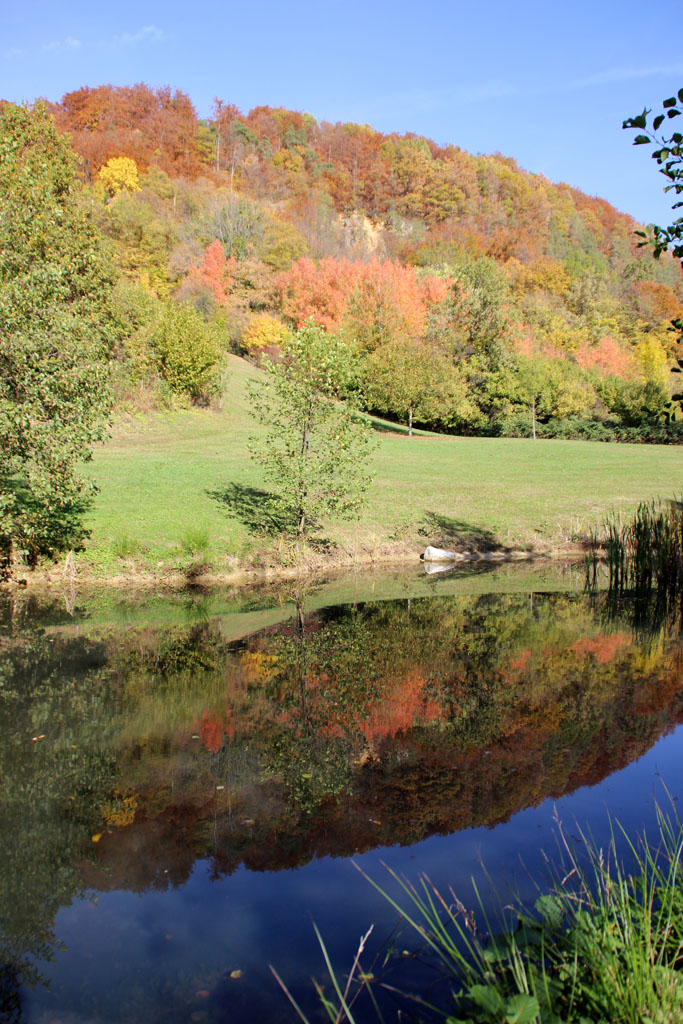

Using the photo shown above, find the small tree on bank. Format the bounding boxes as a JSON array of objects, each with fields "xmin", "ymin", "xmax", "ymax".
[
  {"xmin": 249, "ymin": 321, "xmax": 375, "ymax": 539},
  {"xmin": 0, "ymin": 102, "xmax": 118, "ymax": 567}
]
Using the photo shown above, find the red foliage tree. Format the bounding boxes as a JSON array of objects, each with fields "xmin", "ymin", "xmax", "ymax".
[
  {"xmin": 53, "ymin": 84, "xmax": 205, "ymax": 180},
  {"xmin": 187, "ymin": 240, "xmax": 237, "ymax": 306}
]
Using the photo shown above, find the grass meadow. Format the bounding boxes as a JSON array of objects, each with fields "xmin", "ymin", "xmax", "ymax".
[{"xmin": 80, "ymin": 355, "xmax": 682, "ymax": 577}]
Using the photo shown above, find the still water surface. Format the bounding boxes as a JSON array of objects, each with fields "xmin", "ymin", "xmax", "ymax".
[{"xmin": 1, "ymin": 562, "xmax": 681, "ymax": 1022}]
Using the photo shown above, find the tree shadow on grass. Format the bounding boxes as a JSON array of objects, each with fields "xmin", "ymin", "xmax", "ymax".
[
  {"xmin": 365, "ymin": 412, "xmax": 432, "ymax": 437},
  {"xmin": 419, "ymin": 511, "xmax": 512, "ymax": 554},
  {"xmin": 208, "ymin": 484, "xmax": 336, "ymax": 552},
  {"xmin": 207, "ymin": 483, "xmax": 291, "ymax": 536}
]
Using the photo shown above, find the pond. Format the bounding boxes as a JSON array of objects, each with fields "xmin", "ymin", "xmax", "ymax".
[{"xmin": 1, "ymin": 561, "xmax": 682, "ymax": 1023}]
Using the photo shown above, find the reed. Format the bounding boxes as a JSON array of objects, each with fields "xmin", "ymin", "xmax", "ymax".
[{"xmin": 596, "ymin": 499, "xmax": 682, "ymax": 594}]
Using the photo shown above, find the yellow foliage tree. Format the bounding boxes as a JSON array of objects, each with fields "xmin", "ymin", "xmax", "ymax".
[
  {"xmin": 97, "ymin": 156, "xmax": 142, "ymax": 198},
  {"xmin": 636, "ymin": 333, "xmax": 669, "ymax": 387},
  {"xmin": 242, "ymin": 313, "xmax": 289, "ymax": 356},
  {"xmin": 508, "ymin": 257, "xmax": 571, "ymax": 297}
]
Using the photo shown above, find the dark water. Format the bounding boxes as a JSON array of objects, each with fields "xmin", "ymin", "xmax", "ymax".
[{"xmin": 1, "ymin": 563, "xmax": 682, "ymax": 1023}]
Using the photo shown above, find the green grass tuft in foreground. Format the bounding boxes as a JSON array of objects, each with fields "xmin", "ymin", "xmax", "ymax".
[
  {"xmin": 274, "ymin": 806, "xmax": 683, "ymax": 1024},
  {"xmin": 78, "ymin": 355, "xmax": 683, "ymax": 576}
]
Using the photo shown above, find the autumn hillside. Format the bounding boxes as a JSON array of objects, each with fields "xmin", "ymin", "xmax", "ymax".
[{"xmin": 34, "ymin": 83, "xmax": 683, "ymax": 438}]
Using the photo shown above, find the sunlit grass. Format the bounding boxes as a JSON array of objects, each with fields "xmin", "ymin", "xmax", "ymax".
[{"xmin": 80, "ymin": 354, "xmax": 683, "ymax": 574}]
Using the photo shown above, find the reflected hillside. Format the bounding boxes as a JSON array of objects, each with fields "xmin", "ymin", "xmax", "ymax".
[{"xmin": 0, "ymin": 584, "xmax": 681, "ymax": 993}]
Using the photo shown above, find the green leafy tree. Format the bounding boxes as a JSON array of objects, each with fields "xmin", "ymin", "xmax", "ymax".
[
  {"xmin": 624, "ymin": 88, "xmax": 683, "ymax": 419},
  {"xmin": 0, "ymin": 102, "xmax": 119, "ymax": 568},
  {"xmin": 364, "ymin": 339, "xmax": 474, "ymax": 436},
  {"xmin": 249, "ymin": 321, "xmax": 375, "ymax": 538},
  {"xmin": 623, "ymin": 88, "xmax": 683, "ymax": 262},
  {"xmin": 480, "ymin": 354, "xmax": 591, "ymax": 437},
  {"xmin": 150, "ymin": 301, "xmax": 226, "ymax": 401},
  {"xmin": 427, "ymin": 253, "xmax": 509, "ymax": 362}
]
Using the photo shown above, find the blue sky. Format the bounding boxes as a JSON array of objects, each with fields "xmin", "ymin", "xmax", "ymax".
[{"xmin": 2, "ymin": 0, "xmax": 682, "ymax": 226}]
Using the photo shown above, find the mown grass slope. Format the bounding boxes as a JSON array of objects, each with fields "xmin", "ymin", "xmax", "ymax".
[{"xmin": 81, "ymin": 355, "xmax": 682, "ymax": 576}]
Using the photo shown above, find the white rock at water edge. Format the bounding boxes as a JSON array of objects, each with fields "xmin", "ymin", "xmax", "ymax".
[{"xmin": 421, "ymin": 545, "xmax": 462, "ymax": 562}]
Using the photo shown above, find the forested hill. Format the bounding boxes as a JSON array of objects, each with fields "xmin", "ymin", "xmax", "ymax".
[{"xmin": 46, "ymin": 83, "xmax": 683, "ymax": 439}]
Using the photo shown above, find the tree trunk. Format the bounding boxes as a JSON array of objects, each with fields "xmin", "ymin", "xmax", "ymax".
[
  {"xmin": 532, "ymin": 396, "xmax": 536, "ymax": 440},
  {"xmin": 8, "ymin": 538, "xmax": 18, "ymax": 576},
  {"xmin": 408, "ymin": 407, "xmax": 413, "ymax": 437}
]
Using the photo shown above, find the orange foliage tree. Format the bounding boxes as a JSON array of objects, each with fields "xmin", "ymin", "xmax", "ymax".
[
  {"xmin": 276, "ymin": 257, "xmax": 451, "ymax": 347},
  {"xmin": 53, "ymin": 84, "xmax": 206, "ymax": 180},
  {"xmin": 575, "ymin": 335, "xmax": 635, "ymax": 379},
  {"xmin": 187, "ymin": 240, "xmax": 237, "ymax": 307}
]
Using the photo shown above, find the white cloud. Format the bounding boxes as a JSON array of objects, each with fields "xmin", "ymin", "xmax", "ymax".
[
  {"xmin": 570, "ymin": 65, "xmax": 683, "ymax": 89},
  {"xmin": 41, "ymin": 36, "xmax": 81, "ymax": 52},
  {"xmin": 113, "ymin": 25, "xmax": 166, "ymax": 47},
  {"xmin": 337, "ymin": 80, "xmax": 514, "ymax": 124},
  {"xmin": 3, "ymin": 25, "xmax": 165, "ymax": 62}
]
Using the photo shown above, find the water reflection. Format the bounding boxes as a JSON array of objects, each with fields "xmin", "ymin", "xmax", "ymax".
[{"xmin": 1, "ymin": 569, "xmax": 681, "ymax": 1021}]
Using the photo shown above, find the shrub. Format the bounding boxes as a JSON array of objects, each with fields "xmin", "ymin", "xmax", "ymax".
[
  {"xmin": 151, "ymin": 302, "xmax": 226, "ymax": 402},
  {"xmin": 242, "ymin": 313, "xmax": 289, "ymax": 358}
]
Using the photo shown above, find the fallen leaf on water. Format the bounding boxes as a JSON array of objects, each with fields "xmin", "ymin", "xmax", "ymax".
[
  {"xmin": 31, "ymin": 735, "xmax": 45, "ymax": 742},
  {"xmin": 215, "ymin": 785, "xmax": 224, "ymax": 791},
  {"xmin": 302, "ymin": 773, "xmax": 312, "ymax": 778},
  {"xmin": 242, "ymin": 819, "xmax": 255, "ymax": 826},
  {"xmin": 91, "ymin": 833, "xmax": 102, "ymax": 843},
  {"xmin": 191, "ymin": 734, "xmax": 200, "ymax": 740},
  {"xmin": 230, "ymin": 970, "xmax": 242, "ymax": 980},
  {"xmin": 371, "ymin": 819, "xmax": 381, "ymax": 825}
]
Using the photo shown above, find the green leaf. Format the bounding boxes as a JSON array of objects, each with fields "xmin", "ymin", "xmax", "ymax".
[
  {"xmin": 667, "ymin": 109, "xmax": 681, "ymax": 119},
  {"xmin": 534, "ymin": 893, "xmax": 564, "ymax": 930},
  {"xmin": 633, "ymin": 135, "xmax": 652, "ymax": 145},
  {"xmin": 470, "ymin": 984, "xmax": 505, "ymax": 1014},
  {"xmin": 505, "ymin": 993, "xmax": 540, "ymax": 1024},
  {"xmin": 653, "ymin": 114, "xmax": 665, "ymax": 131},
  {"xmin": 663, "ymin": 97, "xmax": 677, "ymax": 108}
]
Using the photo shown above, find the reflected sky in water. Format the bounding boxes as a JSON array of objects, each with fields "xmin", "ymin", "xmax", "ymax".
[{"xmin": 1, "ymin": 563, "xmax": 681, "ymax": 1023}]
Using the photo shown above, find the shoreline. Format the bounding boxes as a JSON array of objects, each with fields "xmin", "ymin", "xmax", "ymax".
[{"xmin": 1, "ymin": 541, "xmax": 586, "ymax": 596}]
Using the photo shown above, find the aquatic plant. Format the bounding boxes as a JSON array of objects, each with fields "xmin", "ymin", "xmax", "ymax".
[
  {"xmin": 586, "ymin": 498, "xmax": 683, "ymax": 644},
  {"xmin": 277, "ymin": 806, "xmax": 683, "ymax": 1023},
  {"xmin": 587, "ymin": 497, "xmax": 683, "ymax": 597}
]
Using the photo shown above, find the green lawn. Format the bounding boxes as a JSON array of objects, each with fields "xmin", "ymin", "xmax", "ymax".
[{"xmin": 81, "ymin": 354, "xmax": 682, "ymax": 575}]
